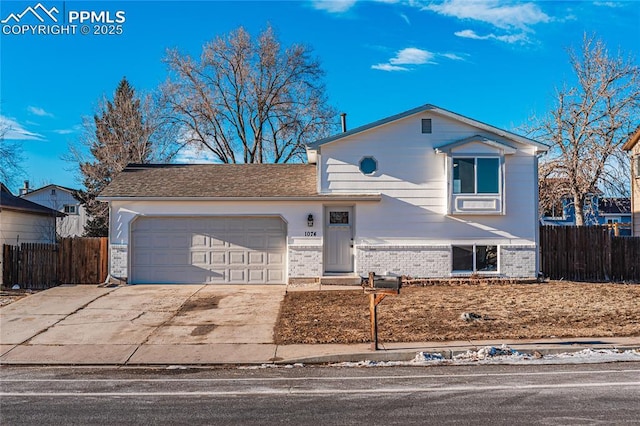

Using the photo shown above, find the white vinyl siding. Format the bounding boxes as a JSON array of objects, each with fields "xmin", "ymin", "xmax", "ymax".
[{"xmin": 318, "ymin": 111, "xmax": 538, "ymax": 245}]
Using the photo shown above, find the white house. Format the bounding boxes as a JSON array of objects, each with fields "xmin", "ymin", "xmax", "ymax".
[
  {"xmin": 20, "ymin": 183, "xmax": 87, "ymax": 237},
  {"xmin": 0, "ymin": 183, "xmax": 64, "ymax": 247},
  {"xmin": 98, "ymin": 104, "xmax": 548, "ymax": 285}
]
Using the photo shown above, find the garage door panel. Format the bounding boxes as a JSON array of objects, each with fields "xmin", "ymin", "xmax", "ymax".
[
  {"xmin": 229, "ymin": 269, "xmax": 246, "ymax": 282},
  {"xmin": 228, "ymin": 251, "xmax": 246, "ymax": 265},
  {"xmin": 267, "ymin": 269, "xmax": 284, "ymax": 282},
  {"xmin": 210, "ymin": 251, "xmax": 226, "ymax": 265},
  {"xmin": 248, "ymin": 252, "xmax": 265, "ymax": 265},
  {"xmin": 131, "ymin": 216, "xmax": 286, "ymax": 284},
  {"xmin": 267, "ymin": 252, "xmax": 284, "ymax": 265}
]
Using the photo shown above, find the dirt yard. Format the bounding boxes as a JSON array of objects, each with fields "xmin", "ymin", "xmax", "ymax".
[
  {"xmin": 0, "ymin": 289, "xmax": 36, "ymax": 307},
  {"xmin": 275, "ymin": 281, "xmax": 640, "ymax": 344}
]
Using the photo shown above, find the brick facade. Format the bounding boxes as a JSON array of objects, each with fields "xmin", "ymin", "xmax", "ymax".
[
  {"xmin": 288, "ymin": 245, "xmax": 323, "ymax": 278},
  {"xmin": 356, "ymin": 245, "xmax": 451, "ymax": 277},
  {"xmin": 499, "ymin": 245, "xmax": 537, "ymax": 278}
]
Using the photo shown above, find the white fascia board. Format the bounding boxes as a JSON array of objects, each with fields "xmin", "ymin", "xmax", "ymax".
[{"xmin": 97, "ymin": 194, "xmax": 382, "ymax": 202}]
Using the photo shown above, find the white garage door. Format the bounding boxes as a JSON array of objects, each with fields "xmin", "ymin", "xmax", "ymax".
[{"xmin": 130, "ymin": 216, "xmax": 286, "ymax": 284}]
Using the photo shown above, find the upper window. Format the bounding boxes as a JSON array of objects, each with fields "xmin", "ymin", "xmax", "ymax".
[
  {"xmin": 359, "ymin": 156, "xmax": 377, "ymax": 175},
  {"xmin": 421, "ymin": 119, "xmax": 432, "ymax": 134},
  {"xmin": 64, "ymin": 204, "xmax": 78, "ymax": 214},
  {"xmin": 453, "ymin": 157, "xmax": 500, "ymax": 194}
]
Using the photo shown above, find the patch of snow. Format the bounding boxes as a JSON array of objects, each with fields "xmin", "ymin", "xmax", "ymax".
[
  {"xmin": 237, "ymin": 363, "xmax": 305, "ymax": 370},
  {"xmin": 330, "ymin": 347, "xmax": 640, "ymax": 367},
  {"xmin": 12, "ymin": 284, "xmax": 20, "ymax": 290}
]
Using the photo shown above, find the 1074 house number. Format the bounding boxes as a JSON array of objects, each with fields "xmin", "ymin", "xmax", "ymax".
[{"xmin": 304, "ymin": 231, "xmax": 317, "ymax": 237}]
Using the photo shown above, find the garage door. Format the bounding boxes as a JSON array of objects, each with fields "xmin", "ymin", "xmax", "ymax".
[{"xmin": 130, "ymin": 216, "xmax": 286, "ymax": 284}]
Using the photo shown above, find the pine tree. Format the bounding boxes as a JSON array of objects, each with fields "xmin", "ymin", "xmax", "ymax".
[{"xmin": 77, "ymin": 77, "xmax": 154, "ymax": 236}]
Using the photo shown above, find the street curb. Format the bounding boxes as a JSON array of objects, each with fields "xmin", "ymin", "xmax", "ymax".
[{"xmin": 276, "ymin": 345, "xmax": 640, "ymax": 365}]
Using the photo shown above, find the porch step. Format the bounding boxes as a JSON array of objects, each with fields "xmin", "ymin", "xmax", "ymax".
[{"xmin": 319, "ymin": 276, "xmax": 362, "ymax": 286}]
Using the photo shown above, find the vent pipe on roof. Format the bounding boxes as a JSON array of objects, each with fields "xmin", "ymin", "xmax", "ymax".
[{"xmin": 340, "ymin": 113, "xmax": 347, "ymax": 133}]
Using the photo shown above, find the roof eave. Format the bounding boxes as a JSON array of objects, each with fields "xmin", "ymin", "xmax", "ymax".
[{"xmin": 97, "ymin": 194, "xmax": 382, "ymax": 202}]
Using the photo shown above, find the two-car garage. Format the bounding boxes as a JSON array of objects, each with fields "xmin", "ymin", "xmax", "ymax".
[{"xmin": 129, "ymin": 216, "xmax": 287, "ymax": 284}]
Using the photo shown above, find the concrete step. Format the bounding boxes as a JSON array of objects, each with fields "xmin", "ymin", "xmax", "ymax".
[{"xmin": 319, "ymin": 276, "xmax": 362, "ymax": 286}]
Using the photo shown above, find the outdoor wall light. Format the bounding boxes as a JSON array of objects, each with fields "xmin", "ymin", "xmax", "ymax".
[{"xmin": 307, "ymin": 214, "xmax": 314, "ymax": 227}]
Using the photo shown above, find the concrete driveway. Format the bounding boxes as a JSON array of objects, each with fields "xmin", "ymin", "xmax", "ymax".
[{"xmin": 0, "ymin": 284, "xmax": 285, "ymax": 365}]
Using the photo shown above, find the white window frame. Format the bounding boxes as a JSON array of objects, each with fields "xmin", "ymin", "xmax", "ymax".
[
  {"xmin": 64, "ymin": 204, "xmax": 78, "ymax": 215},
  {"xmin": 451, "ymin": 244, "xmax": 499, "ymax": 274},
  {"xmin": 449, "ymin": 155, "xmax": 504, "ymax": 215}
]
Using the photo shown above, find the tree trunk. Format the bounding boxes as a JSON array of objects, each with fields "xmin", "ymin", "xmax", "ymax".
[{"xmin": 573, "ymin": 193, "xmax": 585, "ymax": 226}]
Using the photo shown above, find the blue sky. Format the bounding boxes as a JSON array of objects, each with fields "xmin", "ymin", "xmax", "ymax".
[{"xmin": 1, "ymin": 0, "xmax": 638, "ymax": 192}]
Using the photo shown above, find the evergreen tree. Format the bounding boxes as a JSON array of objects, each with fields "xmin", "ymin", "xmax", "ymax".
[{"xmin": 77, "ymin": 77, "xmax": 154, "ymax": 236}]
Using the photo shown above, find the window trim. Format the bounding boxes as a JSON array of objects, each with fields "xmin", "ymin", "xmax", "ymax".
[
  {"xmin": 421, "ymin": 118, "xmax": 432, "ymax": 134},
  {"xmin": 63, "ymin": 204, "xmax": 78, "ymax": 215},
  {"xmin": 453, "ymin": 156, "xmax": 501, "ymax": 195},
  {"xmin": 358, "ymin": 156, "xmax": 378, "ymax": 176},
  {"xmin": 451, "ymin": 244, "xmax": 499, "ymax": 274},
  {"xmin": 449, "ymin": 154, "xmax": 504, "ymax": 215}
]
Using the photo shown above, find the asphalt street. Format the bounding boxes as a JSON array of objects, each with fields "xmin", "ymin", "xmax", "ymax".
[{"xmin": 2, "ymin": 362, "xmax": 639, "ymax": 425}]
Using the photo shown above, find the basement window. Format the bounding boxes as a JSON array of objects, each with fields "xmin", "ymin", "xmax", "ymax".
[{"xmin": 452, "ymin": 245, "xmax": 498, "ymax": 273}]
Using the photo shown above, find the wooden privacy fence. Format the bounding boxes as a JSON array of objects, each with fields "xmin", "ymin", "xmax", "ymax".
[
  {"xmin": 2, "ymin": 237, "xmax": 108, "ymax": 289},
  {"xmin": 540, "ymin": 226, "xmax": 640, "ymax": 282}
]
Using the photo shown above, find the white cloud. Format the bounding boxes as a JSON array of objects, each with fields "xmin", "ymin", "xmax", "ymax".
[
  {"xmin": 27, "ymin": 106, "xmax": 54, "ymax": 117},
  {"xmin": 441, "ymin": 52, "xmax": 466, "ymax": 61},
  {"xmin": 424, "ymin": 0, "xmax": 550, "ymax": 30},
  {"xmin": 311, "ymin": 0, "xmax": 357, "ymax": 13},
  {"xmin": 399, "ymin": 12, "xmax": 410, "ymax": 25},
  {"xmin": 0, "ymin": 115, "xmax": 45, "ymax": 140},
  {"xmin": 389, "ymin": 47, "xmax": 435, "ymax": 65},
  {"xmin": 371, "ymin": 63, "xmax": 409, "ymax": 72},
  {"xmin": 173, "ymin": 143, "xmax": 218, "ymax": 164},
  {"xmin": 454, "ymin": 29, "xmax": 528, "ymax": 44},
  {"xmin": 593, "ymin": 1, "xmax": 622, "ymax": 7}
]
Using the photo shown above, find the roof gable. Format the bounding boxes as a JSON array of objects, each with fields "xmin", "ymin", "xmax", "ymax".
[
  {"xmin": 307, "ymin": 104, "xmax": 548, "ymax": 152},
  {"xmin": 22, "ymin": 184, "xmax": 78, "ymax": 198},
  {"xmin": 0, "ymin": 183, "xmax": 65, "ymax": 216},
  {"xmin": 434, "ymin": 135, "xmax": 517, "ymax": 155}
]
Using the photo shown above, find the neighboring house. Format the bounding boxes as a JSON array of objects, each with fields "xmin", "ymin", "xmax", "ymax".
[
  {"xmin": 20, "ymin": 182, "xmax": 88, "ymax": 237},
  {"xmin": 540, "ymin": 194, "xmax": 632, "ymax": 235},
  {"xmin": 0, "ymin": 183, "xmax": 64, "ymax": 247},
  {"xmin": 98, "ymin": 104, "xmax": 548, "ymax": 285},
  {"xmin": 622, "ymin": 126, "xmax": 640, "ymax": 237}
]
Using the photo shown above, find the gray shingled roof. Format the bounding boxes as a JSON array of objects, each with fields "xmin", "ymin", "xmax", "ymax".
[
  {"xmin": 99, "ymin": 164, "xmax": 318, "ymax": 198},
  {"xmin": 0, "ymin": 184, "xmax": 65, "ymax": 216}
]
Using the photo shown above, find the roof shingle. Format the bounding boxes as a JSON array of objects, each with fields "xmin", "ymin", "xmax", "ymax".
[{"xmin": 99, "ymin": 164, "xmax": 318, "ymax": 198}]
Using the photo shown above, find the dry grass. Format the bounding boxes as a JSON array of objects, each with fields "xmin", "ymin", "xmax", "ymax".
[{"xmin": 274, "ymin": 281, "xmax": 640, "ymax": 344}]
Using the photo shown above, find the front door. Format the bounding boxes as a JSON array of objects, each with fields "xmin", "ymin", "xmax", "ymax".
[{"xmin": 324, "ymin": 207, "xmax": 354, "ymax": 273}]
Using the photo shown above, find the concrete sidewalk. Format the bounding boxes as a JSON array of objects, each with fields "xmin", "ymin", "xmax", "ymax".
[{"xmin": 1, "ymin": 285, "xmax": 639, "ymax": 366}]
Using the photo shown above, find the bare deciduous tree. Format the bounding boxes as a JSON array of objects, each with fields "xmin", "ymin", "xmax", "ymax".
[
  {"xmin": 0, "ymin": 122, "xmax": 25, "ymax": 188},
  {"xmin": 162, "ymin": 25, "xmax": 336, "ymax": 164},
  {"xmin": 535, "ymin": 34, "xmax": 640, "ymax": 225}
]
